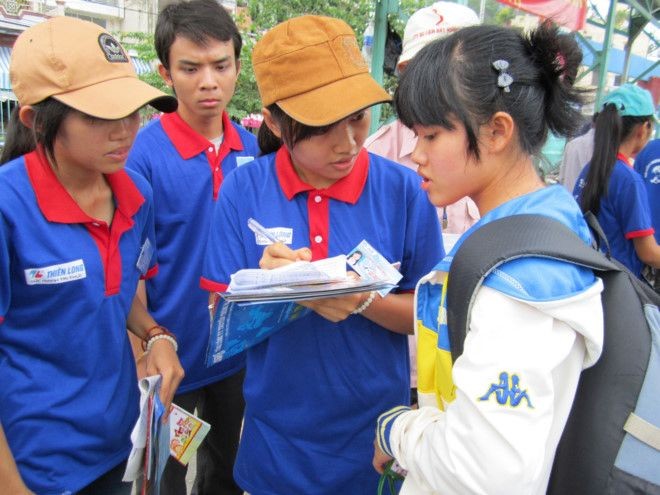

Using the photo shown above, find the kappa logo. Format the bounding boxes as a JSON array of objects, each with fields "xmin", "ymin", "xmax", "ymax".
[
  {"xmin": 98, "ymin": 33, "xmax": 128, "ymax": 63},
  {"xmin": 478, "ymin": 371, "xmax": 533, "ymax": 408}
]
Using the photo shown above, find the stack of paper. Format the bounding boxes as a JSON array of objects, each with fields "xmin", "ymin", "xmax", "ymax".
[
  {"xmin": 228, "ymin": 255, "xmax": 347, "ymax": 291},
  {"xmin": 223, "ymin": 254, "xmax": 395, "ymax": 304}
]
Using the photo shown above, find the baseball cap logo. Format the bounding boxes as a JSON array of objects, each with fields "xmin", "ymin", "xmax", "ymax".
[
  {"xmin": 431, "ymin": 8, "xmax": 444, "ymax": 25},
  {"xmin": 98, "ymin": 33, "xmax": 128, "ymax": 63},
  {"xmin": 342, "ymin": 37, "xmax": 368, "ymax": 69}
]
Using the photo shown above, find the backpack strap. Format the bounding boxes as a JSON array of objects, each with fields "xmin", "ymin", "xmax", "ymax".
[
  {"xmin": 584, "ymin": 210, "xmax": 612, "ymax": 256},
  {"xmin": 446, "ymin": 214, "xmax": 618, "ymax": 363},
  {"xmin": 623, "ymin": 413, "xmax": 660, "ymax": 451}
]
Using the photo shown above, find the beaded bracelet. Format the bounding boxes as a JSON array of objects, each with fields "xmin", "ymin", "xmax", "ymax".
[
  {"xmin": 146, "ymin": 324, "xmax": 171, "ymax": 338},
  {"xmin": 146, "ymin": 334, "xmax": 178, "ymax": 353},
  {"xmin": 352, "ymin": 291, "xmax": 376, "ymax": 315},
  {"xmin": 141, "ymin": 325, "xmax": 176, "ymax": 351}
]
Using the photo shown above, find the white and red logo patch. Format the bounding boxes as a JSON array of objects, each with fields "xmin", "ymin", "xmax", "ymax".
[{"xmin": 25, "ymin": 259, "xmax": 87, "ymax": 285}]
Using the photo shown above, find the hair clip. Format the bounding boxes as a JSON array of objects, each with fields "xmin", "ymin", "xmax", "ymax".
[{"xmin": 492, "ymin": 59, "xmax": 513, "ymax": 93}]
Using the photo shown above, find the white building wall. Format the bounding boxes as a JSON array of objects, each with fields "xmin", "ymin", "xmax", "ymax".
[{"xmin": 34, "ymin": 0, "xmax": 157, "ymax": 33}]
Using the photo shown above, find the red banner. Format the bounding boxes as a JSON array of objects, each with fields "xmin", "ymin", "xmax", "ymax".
[{"xmin": 497, "ymin": 0, "xmax": 587, "ymax": 31}]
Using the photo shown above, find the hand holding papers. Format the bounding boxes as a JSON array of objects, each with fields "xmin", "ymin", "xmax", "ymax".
[
  {"xmin": 123, "ymin": 376, "xmax": 169, "ymax": 495},
  {"xmin": 205, "ymin": 239, "xmax": 403, "ymax": 365},
  {"xmin": 125, "ymin": 378, "xmax": 211, "ymax": 491},
  {"xmin": 224, "ymin": 254, "xmax": 393, "ymax": 303}
]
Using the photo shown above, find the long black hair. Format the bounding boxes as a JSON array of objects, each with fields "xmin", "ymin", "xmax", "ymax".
[
  {"xmin": 579, "ymin": 105, "xmax": 652, "ymax": 214},
  {"xmin": 0, "ymin": 98, "xmax": 72, "ymax": 165},
  {"xmin": 394, "ymin": 21, "xmax": 586, "ymax": 161}
]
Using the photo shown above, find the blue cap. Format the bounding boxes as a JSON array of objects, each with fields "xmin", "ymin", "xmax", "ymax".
[{"xmin": 601, "ymin": 83, "xmax": 656, "ymax": 118}]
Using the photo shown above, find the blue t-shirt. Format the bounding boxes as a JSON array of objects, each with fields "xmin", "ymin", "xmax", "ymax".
[
  {"xmin": 634, "ymin": 139, "xmax": 660, "ymax": 243},
  {"xmin": 574, "ymin": 159, "xmax": 654, "ymax": 277},
  {"xmin": 127, "ymin": 112, "xmax": 259, "ymax": 393},
  {"xmin": 0, "ymin": 150, "xmax": 156, "ymax": 494},
  {"xmin": 201, "ymin": 147, "xmax": 443, "ymax": 494}
]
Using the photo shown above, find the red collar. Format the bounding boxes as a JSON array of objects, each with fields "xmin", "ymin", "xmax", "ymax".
[
  {"xmin": 160, "ymin": 111, "xmax": 243, "ymax": 159},
  {"xmin": 275, "ymin": 147, "xmax": 368, "ymax": 203},
  {"xmin": 617, "ymin": 152, "xmax": 632, "ymax": 166},
  {"xmin": 25, "ymin": 147, "xmax": 144, "ymax": 224}
]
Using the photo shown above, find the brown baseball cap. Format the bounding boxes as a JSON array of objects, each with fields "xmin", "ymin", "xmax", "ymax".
[
  {"xmin": 252, "ymin": 15, "xmax": 391, "ymax": 127},
  {"xmin": 10, "ymin": 16, "xmax": 177, "ymax": 119}
]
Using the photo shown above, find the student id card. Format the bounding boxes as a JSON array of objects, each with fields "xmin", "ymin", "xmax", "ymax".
[{"xmin": 346, "ymin": 240, "xmax": 402, "ymax": 297}]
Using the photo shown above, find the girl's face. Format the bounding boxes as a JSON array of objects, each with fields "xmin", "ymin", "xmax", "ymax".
[
  {"xmin": 289, "ymin": 110, "xmax": 371, "ymax": 189},
  {"xmin": 411, "ymin": 122, "xmax": 481, "ymax": 208},
  {"xmin": 633, "ymin": 120, "xmax": 654, "ymax": 156},
  {"xmin": 53, "ymin": 110, "xmax": 140, "ymax": 176}
]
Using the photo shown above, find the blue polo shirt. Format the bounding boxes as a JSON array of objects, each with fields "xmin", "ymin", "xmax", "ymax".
[
  {"xmin": 574, "ymin": 155, "xmax": 655, "ymax": 277},
  {"xmin": 127, "ymin": 112, "xmax": 258, "ymax": 393},
  {"xmin": 634, "ymin": 139, "xmax": 660, "ymax": 243},
  {"xmin": 0, "ymin": 149, "xmax": 157, "ymax": 494},
  {"xmin": 201, "ymin": 147, "xmax": 443, "ymax": 494}
]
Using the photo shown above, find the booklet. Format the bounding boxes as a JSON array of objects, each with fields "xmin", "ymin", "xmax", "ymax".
[
  {"xmin": 206, "ymin": 300, "xmax": 312, "ymax": 365},
  {"xmin": 169, "ymin": 405, "xmax": 211, "ymax": 466}
]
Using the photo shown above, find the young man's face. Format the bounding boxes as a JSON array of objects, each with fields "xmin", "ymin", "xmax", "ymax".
[{"xmin": 159, "ymin": 35, "xmax": 240, "ymax": 126}]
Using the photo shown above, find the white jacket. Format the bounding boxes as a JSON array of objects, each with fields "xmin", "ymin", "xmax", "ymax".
[{"xmin": 388, "ymin": 281, "xmax": 603, "ymax": 495}]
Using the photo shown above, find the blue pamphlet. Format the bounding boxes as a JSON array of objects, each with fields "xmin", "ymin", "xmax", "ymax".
[{"xmin": 206, "ymin": 298, "xmax": 311, "ymax": 366}]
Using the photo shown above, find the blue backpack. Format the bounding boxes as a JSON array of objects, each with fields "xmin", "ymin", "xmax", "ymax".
[{"xmin": 446, "ymin": 214, "xmax": 660, "ymax": 494}]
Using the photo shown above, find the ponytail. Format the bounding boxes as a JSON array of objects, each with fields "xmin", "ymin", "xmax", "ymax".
[
  {"xmin": 525, "ymin": 21, "xmax": 586, "ymax": 140},
  {"xmin": 579, "ymin": 104, "xmax": 652, "ymax": 215},
  {"xmin": 0, "ymin": 110, "xmax": 36, "ymax": 165},
  {"xmin": 0, "ymin": 98, "xmax": 72, "ymax": 166},
  {"xmin": 257, "ymin": 118, "xmax": 283, "ymax": 155},
  {"xmin": 579, "ymin": 105, "xmax": 620, "ymax": 214}
]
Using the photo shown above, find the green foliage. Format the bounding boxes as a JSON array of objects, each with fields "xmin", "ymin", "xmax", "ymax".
[
  {"xmin": 614, "ymin": 8, "xmax": 628, "ymax": 30},
  {"xmin": 493, "ymin": 6, "xmax": 516, "ymax": 26},
  {"xmin": 246, "ymin": 0, "xmax": 373, "ymax": 39},
  {"xmin": 227, "ymin": 33, "xmax": 262, "ymax": 119}
]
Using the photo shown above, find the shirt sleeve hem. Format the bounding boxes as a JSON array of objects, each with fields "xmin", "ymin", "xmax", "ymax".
[
  {"xmin": 625, "ymin": 228, "xmax": 655, "ymax": 239},
  {"xmin": 200, "ymin": 277, "xmax": 228, "ymax": 293}
]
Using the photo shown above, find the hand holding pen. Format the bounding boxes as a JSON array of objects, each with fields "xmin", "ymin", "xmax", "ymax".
[
  {"xmin": 247, "ymin": 217, "xmax": 280, "ymax": 245},
  {"xmin": 248, "ymin": 218, "xmax": 312, "ymax": 269}
]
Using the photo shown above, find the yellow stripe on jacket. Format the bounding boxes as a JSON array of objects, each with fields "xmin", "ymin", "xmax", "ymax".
[{"xmin": 416, "ymin": 272, "xmax": 456, "ymax": 410}]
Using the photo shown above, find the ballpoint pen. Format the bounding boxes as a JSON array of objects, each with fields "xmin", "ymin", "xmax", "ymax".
[{"xmin": 247, "ymin": 217, "xmax": 280, "ymax": 244}]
